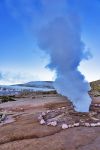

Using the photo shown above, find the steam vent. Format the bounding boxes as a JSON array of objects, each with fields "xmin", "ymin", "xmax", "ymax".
[{"xmin": 38, "ymin": 81, "xmax": 100, "ymax": 129}]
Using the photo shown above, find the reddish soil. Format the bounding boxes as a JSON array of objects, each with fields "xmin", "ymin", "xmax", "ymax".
[{"xmin": 0, "ymin": 93, "xmax": 100, "ymax": 150}]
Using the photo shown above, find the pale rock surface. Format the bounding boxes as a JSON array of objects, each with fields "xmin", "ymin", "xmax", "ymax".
[{"xmin": 62, "ymin": 124, "xmax": 68, "ymax": 129}]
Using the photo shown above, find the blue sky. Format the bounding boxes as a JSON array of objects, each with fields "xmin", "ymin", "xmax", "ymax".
[{"xmin": 0, "ymin": 0, "xmax": 100, "ymax": 84}]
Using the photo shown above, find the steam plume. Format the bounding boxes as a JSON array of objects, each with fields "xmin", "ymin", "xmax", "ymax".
[
  {"xmin": 35, "ymin": 0, "xmax": 91, "ymax": 112},
  {"xmin": 6, "ymin": 0, "xmax": 92, "ymax": 112}
]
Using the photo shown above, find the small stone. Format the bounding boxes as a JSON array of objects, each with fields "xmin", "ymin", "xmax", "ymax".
[
  {"xmin": 20, "ymin": 108, "xmax": 24, "ymax": 111},
  {"xmin": 38, "ymin": 115, "xmax": 43, "ymax": 120},
  {"xmin": 40, "ymin": 119, "xmax": 45, "ymax": 125},
  {"xmin": 41, "ymin": 112, "xmax": 46, "ymax": 116},
  {"xmin": 62, "ymin": 124, "xmax": 68, "ymax": 129},
  {"xmin": 85, "ymin": 123, "xmax": 90, "ymax": 127},
  {"xmin": 90, "ymin": 123, "xmax": 96, "ymax": 127},
  {"xmin": 47, "ymin": 121, "xmax": 57, "ymax": 126},
  {"xmin": 47, "ymin": 110, "xmax": 51, "ymax": 113},
  {"xmin": 96, "ymin": 122, "xmax": 100, "ymax": 126},
  {"xmin": 71, "ymin": 124, "xmax": 74, "ymax": 127},
  {"xmin": 74, "ymin": 123, "xmax": 79, "ymax": 127},
  {"xmin": 68, "ymin": 124, "xmax": 72, "ymax": 128},
  {"xmin": 0, "ymin": 114, "xmax": 6, "ymax": 122},
  {"xmin": 62, "ymin": 107, "xmax": 66, "ymax": 109}
]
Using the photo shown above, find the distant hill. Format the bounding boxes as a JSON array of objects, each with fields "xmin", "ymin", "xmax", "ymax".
[
  {"xmin": 0, "ymin": 80, "xmax": 100, "ymax": 96},
  {"xmin": 90, "ymin": 80, "xmax": 100, "ymax": 92},
  {"xmin": 12, "ymin": 81, "xmax": 54, "ymax": 89},
  {"xmin": 90, "ymin": 80, "xmax": 100, "ymax": 96},
  {"xmin": 14, "ymin": 80, "xmax": 100, "ymax": 96},
  {"xmin": 0, "ymin": 81, "xmax": 54, "ymax": 96}
]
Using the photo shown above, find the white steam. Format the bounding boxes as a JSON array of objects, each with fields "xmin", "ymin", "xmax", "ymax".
[
  {"xmin": 35, "ymin": 0, "xmax": 92, "ymax": 112},
  {"xmin": 6, "ymin": 0, "xmax": 92, "ymax": 112}
]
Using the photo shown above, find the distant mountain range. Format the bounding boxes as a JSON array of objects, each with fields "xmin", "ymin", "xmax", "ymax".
[
  {"xmin": 13, "ymin": 81, "xmax": 54, "ymax": 89},
  {"xmin": 0, "ymin": 81, "xmax": 54, "ymax": 96},
  {"xmin": 0, "ymin": 80, "xmax": 100, "ymax": 96}
]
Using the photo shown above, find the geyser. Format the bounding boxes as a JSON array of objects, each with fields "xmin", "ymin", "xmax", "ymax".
[
  {"xmin": 7, "ymin": 0, "xmax": 92, "ymax": 112},
  {"xmin": 35, "ymin": 0, "xmax": 92, "ymax": 112}
]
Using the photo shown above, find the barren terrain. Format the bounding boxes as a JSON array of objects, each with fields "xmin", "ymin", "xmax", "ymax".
[{"xmin": 0, "ymin": 85, "xmax": 100, "ymax": 150}]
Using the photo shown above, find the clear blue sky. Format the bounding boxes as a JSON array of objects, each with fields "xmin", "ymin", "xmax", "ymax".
[{"xmin": 0, "ymin": 0, "xmax": 100, "ymax": 84}]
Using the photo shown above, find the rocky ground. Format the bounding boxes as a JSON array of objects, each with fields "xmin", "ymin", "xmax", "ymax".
[{"xmin": 0, "ymin": 90, "xmax": 100, "ymax": 150}]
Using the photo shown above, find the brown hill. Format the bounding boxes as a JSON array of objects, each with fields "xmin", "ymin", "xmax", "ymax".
[{"xmin": 90, "ymin": 80, "xmax": 100, "ymax": 97}]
